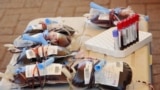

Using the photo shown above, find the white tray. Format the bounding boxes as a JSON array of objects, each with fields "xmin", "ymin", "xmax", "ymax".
[{"xmin": 85, "ymin": 27, "xmax": 152, "ymax": 57}]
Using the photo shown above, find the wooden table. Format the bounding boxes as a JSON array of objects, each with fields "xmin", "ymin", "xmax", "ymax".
[{"xmin": 0, "ymin": 17, "xmax": 151, "ymax": 90}]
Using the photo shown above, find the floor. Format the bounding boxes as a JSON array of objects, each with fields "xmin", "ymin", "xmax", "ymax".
[{"xmin": 0, "ymin": 0, "xmax": 160, "ymax": 89}]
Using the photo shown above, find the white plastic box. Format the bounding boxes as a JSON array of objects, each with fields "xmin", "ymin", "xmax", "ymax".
[{"xmin": 85, "ymin": 27, "xmax": 152, "ymax": 57}]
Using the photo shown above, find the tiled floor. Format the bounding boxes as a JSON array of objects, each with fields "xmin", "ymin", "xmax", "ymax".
[{"xmin": 0, "ymin": 0, "xmax": 160, "ymax": 89}]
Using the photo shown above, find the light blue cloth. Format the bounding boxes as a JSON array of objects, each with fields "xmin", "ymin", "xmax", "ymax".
[
  {"xmin": 22, "ymin": 30, "xmax": 49, "ymax": 45},
  {"xmin": 45, "ymin": 18, "xmax": 58, "ymax": 25},
  {"xmin": 37, "ymin": 57, "xmax": 55, "ymax": 69},
  {"xmin": 94, "ymin": 60, "xmax": 106, "ymax": 72},
  {"xmin": 45, "ymin": 18, "xmax": 52, "ymax": 25},
  {"xmin": 90, "ymin": 2, "xmax": 110, "ymax": 14},
  {"xmin": 15, "ymin": 57, "xmax": 55, "ymax": 74}
]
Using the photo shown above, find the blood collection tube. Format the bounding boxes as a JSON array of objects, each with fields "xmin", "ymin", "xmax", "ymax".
[
  {"xmin": 130, "ymin": 16, "xmax": 135, "ymax": 44},
  {"xmin": 135, "ymin": 14, "xmax": 139, "ymax": 42},
  {"xmin": 128, "ymin": 16, "xmax": 134, "ymax": 45},
  {"xmin": 124, "ymin": 18, "xmax": 130, "ymax": 47},
  {"xmin": 121, "ymin": 20, "xmax": 127, "ymax": 48},
  {"xmin": 112, "ymin": 29, "xmax": 119, "ymax": 50},
  {"xmin": 117, "ymin": 22, "xmax": 123, "ymax": 50},
  {"xmin": 116, "ymin": 14, "xmax": 140, "ymax": 50},
  {"xmin": 131, "ymin": 14, "xmax": 137, "ymax": 44}
]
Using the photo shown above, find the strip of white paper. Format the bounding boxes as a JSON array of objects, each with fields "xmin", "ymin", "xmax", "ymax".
[
  {"xmin": 95, "ymin": 62, "xmax": 123, "ymax": 87},
  {"xmin": 98, "ymin": 14, "xmax": 109, "ymax": 20},
  {"xmin": 47, "ymin": 46, "xmax": 58, "ymax": 56},
  {"xmin": 26, "ymin": 49, "xmax": 36, "ymax": 59},
  {"xmin": 25, "ymin": 64, "xmax": 62, "ymax": 78},
  {"xmin": 32, "ymin": 24, "xmax": 43, "ymax": 29},
  {"xmin": 84, "ymin": 61, "xmax": 93, "ymax": 84}
]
